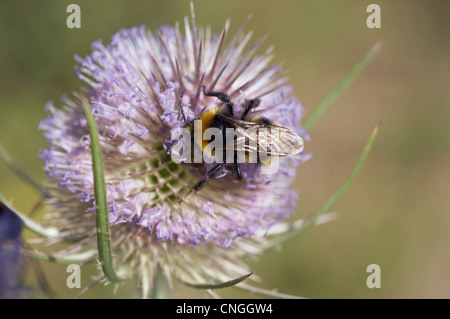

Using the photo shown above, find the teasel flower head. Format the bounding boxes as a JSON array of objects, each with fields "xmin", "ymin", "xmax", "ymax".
[{"xmin": 38, "ymin": 5, "xmax": 310, "ymax": 297}]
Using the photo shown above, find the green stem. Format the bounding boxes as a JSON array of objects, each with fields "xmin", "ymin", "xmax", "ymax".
[
  {"xmin": 82, "ymin": 101, "xmax": 121, "ymax": 283},
  {"xmin": 302, "ymin": 41, "xmax": 382, "ymax": 131}
]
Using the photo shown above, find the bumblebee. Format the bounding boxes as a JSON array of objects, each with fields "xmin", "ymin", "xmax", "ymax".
[{"xmin": 162, "ymin": 88, "xmax": 304, "ymax": 202}]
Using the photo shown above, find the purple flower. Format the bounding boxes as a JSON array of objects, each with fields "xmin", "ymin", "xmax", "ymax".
[
  {"xmin": 0, "ymin": 202, "xmax": 26, "ymax": 299},
  {"xmin": 38, "ymin": 6, "xmax": 309, "ymax": 295}
]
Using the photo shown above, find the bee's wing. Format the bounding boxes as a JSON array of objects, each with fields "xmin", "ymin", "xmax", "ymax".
[
  {"xmin": 228, "ymin": 118, "xmax": 304, "ymax": 158},
  {"xmin": 265, "ymin": 123, "xmax": 305, "ymax": 157},
  {"xmin": 233, "ymin": 123, "xmax": 260, "ymax": 163}
]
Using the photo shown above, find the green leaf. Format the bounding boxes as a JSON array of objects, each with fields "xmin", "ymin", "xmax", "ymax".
[
  {"xmin": 263, "ymin": 212, "xmax": 337, "ymax": 237},
  {"xmin": 268, "ymin": 121, "xmax": 381, "ymax": 248},
  {"xmin": 21, "ymin": 249, "xmax": 97, "ymax": 265},
  {"xmin": 302, "ymin": 41, "xmax": 382, "ymax": 132},
  {"xmin": 184, "ymin": 272, "xmax": 253, "ymax": 289},
  {"xmin": 82, "ymin": 101, "xmax": 121, "ymax": 283}
]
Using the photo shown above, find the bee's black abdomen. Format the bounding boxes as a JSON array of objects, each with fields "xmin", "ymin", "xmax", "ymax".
[{"xmin": 254, "ymin": 117, "xmax": 272, "ymax": 126}]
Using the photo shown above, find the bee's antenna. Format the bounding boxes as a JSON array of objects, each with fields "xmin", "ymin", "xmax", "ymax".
[
  {"xmin": 179, "ymin": 89, "xmax": 187, "ymax": 124},
  {"xmin": 161, "ymin": 141, "xmax": 174, "ymax": 165}
]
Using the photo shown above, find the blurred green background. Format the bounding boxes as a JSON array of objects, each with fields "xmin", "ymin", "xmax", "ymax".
[{"xmin": 0, "ymin": 0, "xmax": 449, "ymax": 298}]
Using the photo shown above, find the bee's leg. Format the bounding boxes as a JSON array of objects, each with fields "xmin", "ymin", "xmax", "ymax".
[
  {"xmin": 161, "ymin": 139, "xmax": 177, "ymax": 164},
  {"xmin": 178, "ymin": 163, "xmax": 226, "ymax": 203},
  {"xmin": 202, "ymin": 87, "xmax": 234, "ymax": 116},
  {"xmin": 231, "ymin": 152, "xmax": 242, "ymax": 180},
  {"xmin": 241, "ymin": 98, "xmax": 261, "ymax": 120},
  {"xmin": 161, "ymin": 134, "xmax": 186, "ymax": 164},
  {"xmin": 178, "ymin": 89, "xmax": 187, "ymax": 124},
  {"xmin": 232, "ymin": 163, "xmax": 242, "ymax": 180}
]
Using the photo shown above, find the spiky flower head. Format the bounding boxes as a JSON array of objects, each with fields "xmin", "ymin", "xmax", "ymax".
[{"xmin": 38, "ymin": 6, "xmax": 309, "ymax": 296}]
